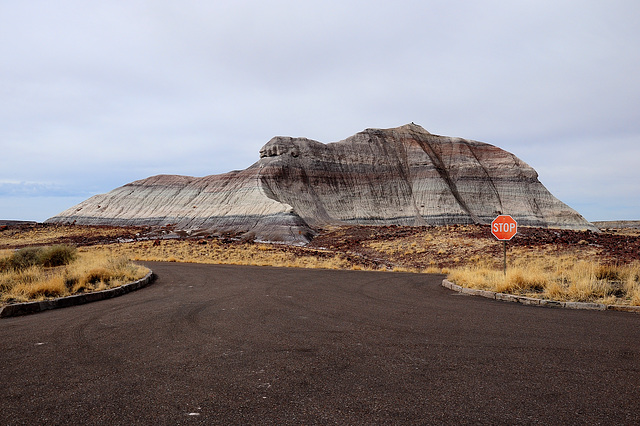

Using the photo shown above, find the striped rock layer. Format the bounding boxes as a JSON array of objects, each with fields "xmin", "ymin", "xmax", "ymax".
[{"xmin": 47, "ymin": 124, "xmax": 596, "ymax": 243}]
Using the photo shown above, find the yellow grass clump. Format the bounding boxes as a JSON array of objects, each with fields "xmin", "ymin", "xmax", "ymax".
[
  {"xmin": 0, "ymin": 247, "xmax": 149, "ymax": 305},
  {"xmin": 448, "ymin": 256, "xmax": 640, "ymax": 306}
]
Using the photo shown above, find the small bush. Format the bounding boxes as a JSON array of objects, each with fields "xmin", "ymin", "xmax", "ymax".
[
  {"xmin": 39, "ymin": 245, "xmax": 77, "ymax": 267},
  {"xmin": 0, "ymin": 245, "xmax": 77, "ymax": 272},
  {"xmin": 10, "ymin": 247, "xmax": 44, "ymax": 270},
  {"xmin": 84, "ymin": 268, "xmax": 112, "ymax": 285}
]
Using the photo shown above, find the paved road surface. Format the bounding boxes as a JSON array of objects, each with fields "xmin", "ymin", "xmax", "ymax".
[{"xmin": 1, "ymin": 262, "xmax": 639, "ymax": 424}]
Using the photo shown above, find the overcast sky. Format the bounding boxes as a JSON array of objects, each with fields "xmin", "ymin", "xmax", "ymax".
[{"xmin": 1, "ymin": 0, "xmax": 639, "ymax": 222}]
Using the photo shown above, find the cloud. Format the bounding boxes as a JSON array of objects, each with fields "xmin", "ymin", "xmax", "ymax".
[
  {"xmin": 0, "ymin": 180, "xmax": 91, "ymax": 198},
  {"xmin": 1, "ymin": 0, "xmax": 639, "ymax": 222},
  {"xmin": 524, "ymin": 132, "xmax": 640, "ymax": 221}
]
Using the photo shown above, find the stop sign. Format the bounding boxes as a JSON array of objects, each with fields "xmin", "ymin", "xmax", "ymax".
[{"xmin": 491, "ymin": 215, "xmax": 517, "ymax": 240}]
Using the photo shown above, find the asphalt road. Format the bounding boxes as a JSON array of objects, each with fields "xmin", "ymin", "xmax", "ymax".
[{"xmin": 1, "ymin": 262, "xmax": 639, "ymax": 424}]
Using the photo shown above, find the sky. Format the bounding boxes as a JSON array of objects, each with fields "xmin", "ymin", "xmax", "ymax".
[{"xmin": 1, "ymin": 0, "xmax": 639, "ymax": 222}]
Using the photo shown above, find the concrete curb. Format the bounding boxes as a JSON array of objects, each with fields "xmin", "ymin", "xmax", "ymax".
[
  {"xmin": 0, "ymin": 271, "xmax": 155, "ymax": 319},
  {"xmin": 442, "ymin": 279, "xmax": 640, "ymax": 313}
]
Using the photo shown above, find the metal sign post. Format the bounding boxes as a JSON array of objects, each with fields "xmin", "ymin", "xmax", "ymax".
[{"xmin": 503, "ymin": 240, "xmax": 507, "ymax": 276}]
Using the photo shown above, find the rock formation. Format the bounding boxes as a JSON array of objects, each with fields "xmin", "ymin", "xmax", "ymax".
[{"xmin": 46, "ymin": 124, "xmax": 597, "ymax": 243}]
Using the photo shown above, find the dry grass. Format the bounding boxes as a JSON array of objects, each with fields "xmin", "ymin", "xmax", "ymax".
[
  {"xmin": 367, "ymin": 227, "xmax": 492, "ymax": 258},
  {"xmin": 364, "ymin": 226, "xmax": 492, "ymax": 271},
  {"xmin": 87, "ymin": 238, "xmax": 444, "ymax": 274},
  {"xmin": 0, "ymin": 248, "xmax": 149, "ymax": 305},
  {"xmin": 2, "ymin": 223, "xmax": 639, "ymax": 307},
  {"xmin": 361, "ymin": 226, "xmax": 640, "ymax": 305},
  {"xmin": 448, "ymin": 255, "xmax": 640, "ymax": 305},
  {"xmin": 88, "ymin": 239, "xmax": 378, "ymax": 271}
]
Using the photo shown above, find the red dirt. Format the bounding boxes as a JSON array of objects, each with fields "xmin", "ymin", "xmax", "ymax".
[{"xmin": 2, "ymin": 223, "xmax": 638, "ymax": 270}]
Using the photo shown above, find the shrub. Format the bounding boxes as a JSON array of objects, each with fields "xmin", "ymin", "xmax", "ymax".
[
  {"xmin": 84, "ymin": 268, "xmax": 112, "ymax": 285},
  {"xmin": 0, "ymin": 245, "xmax": 77, "ymax": 272},
  {"xmin": 10, "ymin": 247, "xmax": 44, "ymax": 270},
  {"xmin": 39, "ymin": 245, "xmax": 77, "ymax": 267}
]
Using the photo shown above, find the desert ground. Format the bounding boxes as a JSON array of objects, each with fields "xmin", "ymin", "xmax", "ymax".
[{"xmin": 1, "ymin": 222, "xmax": 639, "ymax": 308}]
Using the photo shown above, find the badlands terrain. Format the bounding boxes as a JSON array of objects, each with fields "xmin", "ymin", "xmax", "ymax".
[
  {"xmin": 2, "ymin": 221, "xmax": 639, "ymax": 307},
  {"xmin": 46, "ymin": 124, "xmax": 596, "ymax": 244},
  {"xmin": 4, "ymin": 124, "xmax": 638, "ymax": 307}
]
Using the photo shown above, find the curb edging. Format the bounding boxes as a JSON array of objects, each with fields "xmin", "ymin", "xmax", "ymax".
[
  {"xmin": 442, "ymin": 279, "xmax": 640, "ymax": 313},
  {"xmin": 0, "ymin": 271, "xmax": 155, "ymax": 318}
]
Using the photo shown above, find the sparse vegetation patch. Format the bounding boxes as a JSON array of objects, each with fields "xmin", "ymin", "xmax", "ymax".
[
  {"xmin": 0, "ymin": 245, "xmax": 149, "ymax": 305},
  {"xmin": 2, "ymin": 223, "xmax": 639, "ymax": 307},
  {"xmin": 0, "ymin": 244, "xmax": 77, "ymax": 271},
  {"xmin": 448, "ymin": 256, "xmax": 640, "ymax": 305}
]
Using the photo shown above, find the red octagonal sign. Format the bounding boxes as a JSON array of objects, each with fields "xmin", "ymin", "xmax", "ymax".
[{"xmin": 491, "ymin": 215, "xmax": 518, "ymax": 240}]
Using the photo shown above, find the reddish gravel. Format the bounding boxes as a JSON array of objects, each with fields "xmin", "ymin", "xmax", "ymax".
[
  {"xmin": 2, "ymin": 222, "xmax": 638, "ymax": 269},
  {"xmin": 308, "ymin": 224, "xmax": 640, "ymax": 268},
  {"xmin": 501, "ymin": 226, "xmax": 640, "ymax": 264}
]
